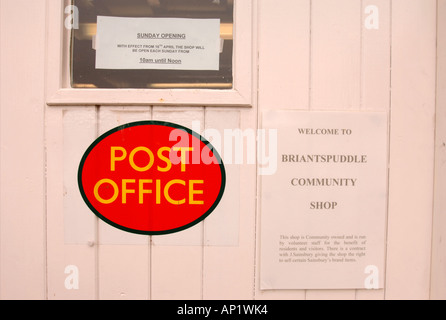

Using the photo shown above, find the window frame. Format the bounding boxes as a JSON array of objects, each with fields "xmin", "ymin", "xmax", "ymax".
[{"xmin": 46, "ymin": 0, "xmax": 254, "ymax": 107}]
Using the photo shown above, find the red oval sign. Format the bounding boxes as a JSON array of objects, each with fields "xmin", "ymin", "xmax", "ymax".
[{"xmin": 78, "ymin": 121, "xmax": 225, "ymax": 235}]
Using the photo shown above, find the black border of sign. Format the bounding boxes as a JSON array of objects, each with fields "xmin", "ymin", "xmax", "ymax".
[{"xmin": 77, "ymin": 120, "xmax": 226, "ymax": 236}]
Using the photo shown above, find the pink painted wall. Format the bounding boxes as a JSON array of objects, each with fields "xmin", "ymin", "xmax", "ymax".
[{"xmin": 0, "ymin": 0, "xmax": 444, "ymax": 300}]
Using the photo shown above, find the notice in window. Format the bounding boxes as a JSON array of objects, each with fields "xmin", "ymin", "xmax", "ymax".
[
  {"xmin": 95, "ymin": 17, "xmax": 221, "ymax": 71},
  {"xmin": 260, "ymin": 110, "xmax": 388, "ymax": 290}
]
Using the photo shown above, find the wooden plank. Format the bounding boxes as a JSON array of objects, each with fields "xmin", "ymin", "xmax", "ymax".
[
  {"xmin": 355, "ymin": 0, "xmax": 391, "ymax": 301},
  {"xmin": 361, "ymin": 0, "xmax": 391, "ymax": 112},
  {"xmin": 97, "ymin": 107, "xmax": 152, "ymax": 245},
  {"xmin": 202, "ymin": 109, "xmax": 241, "ymax": 247},
  {"xmin": 256, "ymin": 0, "xmax": 310, "ymax": 301},
  {"xmin": 306, "ymin": 0, "xmax": 361, "ymax": 300},
  {"xmin": 310, "ymin": 0, "xmax": 361, "ymax": 111},
  {"xmin": 386, "ymin": 0, "xmax": 437, "ymax": 300},
  {"xmin": 151, "ymin": 107, "xmax": 206, "ymax": 247},
  {"xmin": 0, "ymin": 0, "xmax": 46, "ymax": 299},
  {"xmin": 151, "ymin": 246, "xmax": 203, "ymax": 300},
  {"xmin": 257, "ymin": 0, "xmax": 310, "ymax": 110},
  {"xmin": 150, "ymin": 107, "xmax": 204, "ymax": 300},
  {"xmin": 98, "ymin": 245, "xmax": 150, "ymax": 300},
  {"xmin": 97, "ymin": 107, "xmax": 152, "ymax": 300},
  {"xmin": 46, "ymin": 107, "xmax": 97, "ymax": 299},
  {"xmin": 63, "ymin": 109, "xmax": 98, "ymax": 245},
  {"xmin": 431, "ymin": 0, "xmax": 446, "ymax": 300},
  {"xmin": 203, "ymin": 109, "xmax": 256, "ymax": 299}
]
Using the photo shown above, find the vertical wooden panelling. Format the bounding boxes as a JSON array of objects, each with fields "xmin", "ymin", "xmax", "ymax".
[
  {"xmin": 257, "ymin": 0, "xmax": 310, "ymax": 111},
  {"xmin": 151, "ymin": 108, "xmax": 206, "ymax": 247},
  {"xmin": 97, "ymin": 107, "xmax": 152, "ymax": 246},
  {"xmin": 202, "ymin": 110, "xmax": 241, "ymax": 247},
  {"xmin": 386, "ymin": 0, "xmax": 437, "ymax": 300},
  {"xmin": 310, "ymin": 0, "xmax": 361, "ymax": 111},
  {"xmin": 356, "ymin": 0, "xmax": 391, "ymax": 300},
  {"xmin": 361, "ymin": 1, "xmax": 391, "ymax": 112},
  {"xmin": 63, "ymin": 110, "xmax": 98, "ymax": 244},
  {"xmin": 0, "ymin": 0, "xmax": 442, "ymax": 301},
  {"xmin": 202, "ymin": 109, "xmax": 257, "ymax": 299},
  {"xmin": 0, "ymin": 0, "xmax": 46, "ymax": 299},
  {"xmin": 256, "ymin": 0, "xmax": 310, "ymax": 300},
  {"xmin": 97, "ymin": 107, "xmax": 151, "ymax": 300},
  {"xmin": 306, "ymin": 0, "xmax": 361, "ymax": 300},
  {"xmin": 47, "ymin": 108, "xmax": 98, "ymax": 299},
  {"xmin": 431, "ymin": 0, "xmax": 446, "ymax": 300},
  {"xmin": 150, "ymin": 107, "xmax": 205, "ymax": 300}
]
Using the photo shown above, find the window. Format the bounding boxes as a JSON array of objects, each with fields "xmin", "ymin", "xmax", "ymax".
[
  {"xmin": 71, "ymin": 0, "xmax": 234, "ymax": 89},
  {"xmin": 46, "ymin": 0, "xmax": 253, "ymax": 106}
]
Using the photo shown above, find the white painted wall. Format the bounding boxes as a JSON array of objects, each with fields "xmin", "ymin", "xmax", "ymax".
[{"xmin": 0, "ymin": 0, "xmax": 444, "ymax": 300}]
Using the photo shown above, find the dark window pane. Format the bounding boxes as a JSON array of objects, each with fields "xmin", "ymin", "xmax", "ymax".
[{"xmin": 71, "ymin": 0, "xmax": 234, "ymax": 89}]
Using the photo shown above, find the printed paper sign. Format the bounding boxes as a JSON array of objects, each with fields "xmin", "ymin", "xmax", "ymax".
[
  {"xmin": 95, "ymin": 16, "xmax": 221, "ymax": 71},
  {"xmin": 260, "ymin": 110, "xmax": 388, "ymax": 290}
]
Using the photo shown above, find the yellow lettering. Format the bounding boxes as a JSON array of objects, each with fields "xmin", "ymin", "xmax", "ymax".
[
  {"xmin": 94, "ymin": 179, "xmax": 119, "ymax": 204},
  {"xmin": 139, "ymin": 179, "xmax": 153, "ymax": 204},
  {"xmin": 157, "ymin": 147, "xmax": 172, "ymax": 172},
  {"xmin": 111, "ymin": 147, "xmax": 127, "ymax": 171},
  {"xmin": 164, "ymin": 179, "xmax": 186, "ymax": 205},
  {"xmin": 173, "ymin": 147, "xmax": 194, "ymax": 172},
  {"xmin": 156, "ymin": 179, "xmax": 161, "ymax": 204},
  {"xmin": 122, "ymin": 179, "xmax": 136, "ymax": 204},
  {"xmin": 189, "ymin": 180, "xmax": 204, "ymax": 205},
  {"xmin": 92, "ymin": 178, "xmax": 206, "ymax": 206},
  {"xmin": 129, "ymin": 147, "xmax": 154, "ymax": 172}
]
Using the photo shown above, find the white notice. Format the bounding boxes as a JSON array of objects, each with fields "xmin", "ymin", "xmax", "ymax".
[
  {"xmin": 260, "ymin": 110, "xmax": 388, "ymax": 290},
  {"xmin": 95, "ymin": 17, "xmax": 221, "ymax": 71}
]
